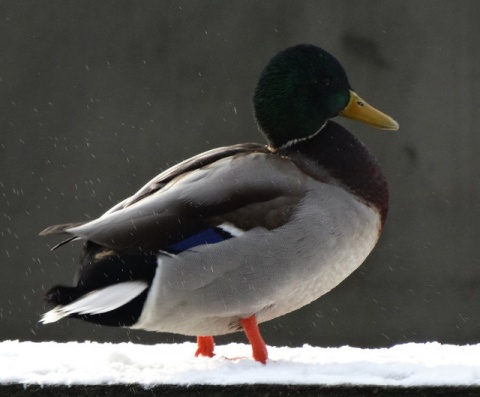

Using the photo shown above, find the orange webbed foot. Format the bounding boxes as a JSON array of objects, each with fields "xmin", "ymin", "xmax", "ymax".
[
  {"xmin": 194, "ymin": 317, "xmax": 269, "ymax": 364},
  {"xmin": 195, "ymin": 335, "xmax": 215, "ymax": 358}
]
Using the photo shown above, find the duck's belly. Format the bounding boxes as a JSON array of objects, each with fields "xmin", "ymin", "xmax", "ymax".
[{"xmin": 132, "ymin": 181, "xmax": 381, "ymax": 336}]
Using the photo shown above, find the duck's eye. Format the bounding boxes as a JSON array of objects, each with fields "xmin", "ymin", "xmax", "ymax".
[{"xmin": 321, "ymin": 78, "xmax": 331, "ymax": 87}]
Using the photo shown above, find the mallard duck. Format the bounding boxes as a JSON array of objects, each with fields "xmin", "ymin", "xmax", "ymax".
[{"xmin": 40, "ymin": 44, "xmax": 398, "ymax": 364}]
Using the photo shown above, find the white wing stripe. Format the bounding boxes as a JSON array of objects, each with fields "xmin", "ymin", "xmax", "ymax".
[{"xmin": 218, "ymin": 223, "xmax": 245, "ymax": 237}]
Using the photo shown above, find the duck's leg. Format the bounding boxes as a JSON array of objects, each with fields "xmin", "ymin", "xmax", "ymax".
[
  {"xmin": 241, "ymin": 315, "xmax": 268, "ymax": 364},
  {"xmin": 195, "ymin": 336, "xmax": 215, "ymax": 358}
]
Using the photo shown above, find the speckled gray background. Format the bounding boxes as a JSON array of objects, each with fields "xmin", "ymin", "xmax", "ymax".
[{"xmin": 1, "ymin": 0, "xmax": 479, "ymax": 348}]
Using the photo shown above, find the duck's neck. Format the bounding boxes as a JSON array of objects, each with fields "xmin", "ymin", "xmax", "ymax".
[{"xmin": 281, "ymin": 121, "xmax": 389, "ymax": 226}]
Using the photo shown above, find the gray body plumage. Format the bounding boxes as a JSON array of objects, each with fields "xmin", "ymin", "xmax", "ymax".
[
  {"xmin": 134, "ymin": 177, "xmax": 379, "ymax": 336},
  {"xmin": 46, "ymin": 148, "xmax": 381, "ymax": 335}
]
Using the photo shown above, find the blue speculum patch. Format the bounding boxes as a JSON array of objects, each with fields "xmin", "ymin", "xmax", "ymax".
[{"xmin": 168, "ymin": 228, "xmax": 231, "ymax": 253}]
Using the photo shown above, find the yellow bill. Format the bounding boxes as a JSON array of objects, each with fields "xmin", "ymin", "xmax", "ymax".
[{"xmin": 340, "ymin": 90, "xmax": 399, "ymax": 131}]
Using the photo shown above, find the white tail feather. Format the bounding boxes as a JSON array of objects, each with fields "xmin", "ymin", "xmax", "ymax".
[
  {"xmin": 40, "ymin": 309, "xmax": 66, "ymax": 324},
  {"xmin": 40, "ymin": 281, "xmax": 148, "ymax": 324}
]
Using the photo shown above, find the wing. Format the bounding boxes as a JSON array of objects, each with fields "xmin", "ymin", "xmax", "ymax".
[
  {"xmin": 39, "ymin": 143, "xmax": 264, "ymax": 238},
  {"xmin": 40, "ymin": 144, "xmax": 308, "ymax": 254}
]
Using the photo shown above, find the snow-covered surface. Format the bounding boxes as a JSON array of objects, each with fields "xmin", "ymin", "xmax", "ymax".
[{"xmin": 1, "ymin": 341, "xmax": 480, "ymax": 387}]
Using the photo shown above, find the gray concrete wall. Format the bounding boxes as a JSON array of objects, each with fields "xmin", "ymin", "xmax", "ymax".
[{"xmin": 1, "ymin": 0, "xmax": 480, "ymax": 348}]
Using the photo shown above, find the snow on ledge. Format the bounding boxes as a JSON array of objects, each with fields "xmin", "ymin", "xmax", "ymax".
[{"xmin": 1, "ymin": 341, "xmax": 480, "ymax": 387}]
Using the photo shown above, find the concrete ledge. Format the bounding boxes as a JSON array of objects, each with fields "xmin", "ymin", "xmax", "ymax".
[{"xmin": 3, "ymin": 385, "xmax": 480, "ymax": 397}]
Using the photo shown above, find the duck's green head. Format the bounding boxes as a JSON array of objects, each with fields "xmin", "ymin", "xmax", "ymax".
[{"xmin": 253, "ymin": 44, "xmax": 398, "ymax": 148}]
